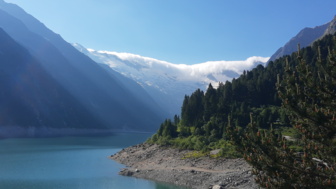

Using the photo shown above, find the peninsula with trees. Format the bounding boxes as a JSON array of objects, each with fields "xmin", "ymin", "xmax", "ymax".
[{"xmin": 113, "ymin": 31, "xmax": 336, "ymax": 189}]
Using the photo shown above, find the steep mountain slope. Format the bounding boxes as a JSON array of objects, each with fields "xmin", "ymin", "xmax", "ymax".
[
  {"xmin": 269, "ymin": 16, "xmax": 336, "ymax": 62},
  {"xmin": 74, "ymin": 43, "xmax": 269, "ymax": 116},
  {"xmin": 323, "ymin": 16, "xmax": 336, "ymax": 36},
  {"xmin": 0, "ymin": 0, "xmax": 165, "ymax": 133},
  {"xmin": 0, "ymin": 28, "xmax": 107, "ymax": 137}
]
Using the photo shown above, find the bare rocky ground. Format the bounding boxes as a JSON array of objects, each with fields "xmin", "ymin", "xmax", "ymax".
[{"xmin": 110, "ymin": 143, "xmax": 259, "ymax": 189}]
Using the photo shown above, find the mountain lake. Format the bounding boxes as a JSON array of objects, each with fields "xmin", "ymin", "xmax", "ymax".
[{"xmin": 0, "ymin": 133, "xmax": 187, "ymax": 189}]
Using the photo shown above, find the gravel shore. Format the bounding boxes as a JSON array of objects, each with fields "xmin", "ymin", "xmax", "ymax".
[{"xmin": 110, "ymin": 143, "xmax": 258, "ymax": 189}]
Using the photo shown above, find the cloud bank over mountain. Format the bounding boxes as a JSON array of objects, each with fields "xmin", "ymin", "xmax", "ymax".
[
  {"xmin": 76, "ymin": 44, "xmax": 269, "ymax": 88},
  {"xmin": 74, "ymin": 43, "xmax": 269, "ymax": 115}
]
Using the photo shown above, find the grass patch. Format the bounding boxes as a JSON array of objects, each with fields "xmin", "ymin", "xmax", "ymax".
[
  {"xmin": 280, "ymin": 127, "xmax": 298, "ymax": 137},
  {"xmin": 182, "ymin": 151, "xmax": 207, "ymax": 159}
]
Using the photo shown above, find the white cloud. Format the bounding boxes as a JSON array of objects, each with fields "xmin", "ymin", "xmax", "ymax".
[
  {"xmin": 97, "ymin": 50, "xmax": 267, "ymax": 76},
  {"xmin": 81, "ymin": 46, "xmax": 269, "ymax": 87},
  {"xmin": 74, "ymin": 43, "xmax": 270, "ymax": 114},
  {"xmin": 190, "ymin": 56, "xmax": 269, "ymax": 75}
]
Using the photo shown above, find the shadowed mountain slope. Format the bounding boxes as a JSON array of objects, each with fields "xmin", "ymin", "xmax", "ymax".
[
  {"xmin": 0, "ymin": 1, "xmax": 166, "ymax": 135},
  {"xmin": 0, "ymin": 28, "xmax": 109, "ymax": 137}
]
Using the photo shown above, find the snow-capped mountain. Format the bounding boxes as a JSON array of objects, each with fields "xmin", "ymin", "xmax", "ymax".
[{"xmin": 74, "ymin": 43, "xmax": 269, "ymax": 116}]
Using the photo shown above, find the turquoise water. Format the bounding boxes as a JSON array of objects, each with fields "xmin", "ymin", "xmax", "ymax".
[{"xmin": 0, "ymin": 133, "xmax": 187, "ymax": 189}]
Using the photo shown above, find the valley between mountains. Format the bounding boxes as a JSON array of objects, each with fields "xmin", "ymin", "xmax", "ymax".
[{"xmin": 1, "ymin": 0, "xmax": 336, "ymax": 188}]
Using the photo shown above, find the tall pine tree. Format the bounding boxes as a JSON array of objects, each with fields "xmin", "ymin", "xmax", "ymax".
[{"xmin": 229, "ymin": 37, "xmax": 336, "ymax": 188}]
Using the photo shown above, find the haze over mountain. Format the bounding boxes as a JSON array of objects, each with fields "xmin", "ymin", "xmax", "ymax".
[
  {"xmin": 0, "ymin": 28, "xmax": 109, "ymax": 137},
  {"xmin": 0, "ymin": 0, "xmax": 166, "ymax": 137},
  {"xmin": 269, "ymin": 16, "xmax": 336, "ymax": 62},
  {"xmin": 74, "ymin": 43, "xmax": 269, "ymax": 115}
]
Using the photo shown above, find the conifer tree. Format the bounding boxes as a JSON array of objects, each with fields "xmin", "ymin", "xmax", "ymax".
[{"xmin": 228, "ymin": 39, "xmax": 336, "ymax": 188}]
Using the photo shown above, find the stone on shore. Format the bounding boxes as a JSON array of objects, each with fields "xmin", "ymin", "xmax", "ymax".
[{"xmin": 111, "ymin": 143, "xmax": 258, "ymax": 189}]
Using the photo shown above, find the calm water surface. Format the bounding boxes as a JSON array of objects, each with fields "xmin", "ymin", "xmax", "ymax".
[{"xmin": 0, "ymin": 133, "xmax": 187, "ymax": 189}]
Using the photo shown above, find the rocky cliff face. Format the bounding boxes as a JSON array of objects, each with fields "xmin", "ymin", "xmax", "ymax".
[
  {"xmin": 322, "ymin": 16, "xmax": 336, "ymax": 36},
  {"xmin": 269, "ymin": 16, "xmax": 336, "ymax": 62}
]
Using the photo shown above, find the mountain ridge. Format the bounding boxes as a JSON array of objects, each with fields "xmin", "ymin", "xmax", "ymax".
[{"xmin": 269, "ymin": 16, "xmax": 336, "ymax": 62}]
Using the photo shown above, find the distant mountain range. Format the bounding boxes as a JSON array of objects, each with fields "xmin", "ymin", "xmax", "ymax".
[
  {"xmin": 73, "ymin": 16, "xmax": 336, "ymax": 117},
  {"xmin": 0, "ymin": 0, "xmax": 334, "ymax": 138},
  {"xmin": 269, "ymin": 16, "xmax": 336, "ymax": 62},
  {"xmin": 76, "ymin": 14, "xmax": 336, "ymax": 116},
  {"xmin": 73, "ymin": 43, "xmax": 269, "ymax": 116}
]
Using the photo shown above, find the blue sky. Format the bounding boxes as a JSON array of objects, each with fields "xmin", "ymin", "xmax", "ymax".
[{"xmin": 4, "ymin": 0, "xmax": 336, "ymax": 64}]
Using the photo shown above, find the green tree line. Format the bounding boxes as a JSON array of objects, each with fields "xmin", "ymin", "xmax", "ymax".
[{"xmin": 148, "ymin": 36, "xmax": 293, "ymax": 152}]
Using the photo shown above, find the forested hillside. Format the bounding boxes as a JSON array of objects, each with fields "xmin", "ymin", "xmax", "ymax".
[
  {"xmin": 148, "ymin": 46, "xmax": 288, "ymax": 152},
  {"xmin": 149, "ymin": 33, "xmax": 336, "ymax": 188},
  {"xmin": 149, "ymin": 33, "xmax": 336, "ymax": 154},
  {"xmin": 229, "ymin": 34, "xmax": 336, "ymax": 188}
]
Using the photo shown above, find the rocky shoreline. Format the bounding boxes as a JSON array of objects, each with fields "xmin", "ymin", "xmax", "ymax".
[{"xmin": 110, "ymin": 143, "xmax": 258, "ymax": 189}]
